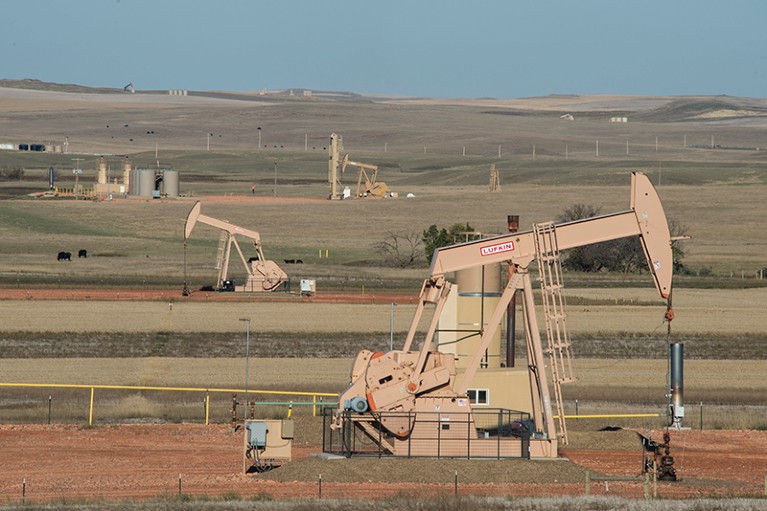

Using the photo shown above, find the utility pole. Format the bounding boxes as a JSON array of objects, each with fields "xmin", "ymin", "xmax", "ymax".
[{"xmin": 239, "ymin": 318, "xmax": 251, "ymax": 408}]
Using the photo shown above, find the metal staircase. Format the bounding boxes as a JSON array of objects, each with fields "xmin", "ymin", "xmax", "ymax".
[{"xmin": 534, "ymin": 222, "xmax": 576, "ymax": 444}]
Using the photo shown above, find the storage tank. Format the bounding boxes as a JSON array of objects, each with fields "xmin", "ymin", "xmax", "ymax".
[
  {"xmin": 453, "ymin": 263, "xmax": 503, "ymax": 370},
  {"xmin": 161, "ymin": 169, "xmax": 179, "ymax": 197},
  {"xmin": 137, "ymin": 169, "xmax": 156, "ymax": 197},
  {"xmin": 129, "ymin": 168, "xmax": 140, "ymax": 195}
]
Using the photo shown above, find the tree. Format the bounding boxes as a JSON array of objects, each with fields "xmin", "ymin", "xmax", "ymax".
[
  {"xmin": 0, "ymin": 167, "xmax": 24, "ymax": 180},
  {"xmin": 422, "ymin": 222, "xmax": 476, "ymax": 264},
  {"xmin": 667, "ymin": 217, "xmax": 689, "ymax": 274},
  {"xmin": 373, "ymin": 231, "xmax": 424, "ymax": 268}
]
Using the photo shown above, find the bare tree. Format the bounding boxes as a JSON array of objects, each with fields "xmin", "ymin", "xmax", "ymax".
[{"xmin": 373, "ymin": 231, "xmax": 424, "ymax": 268}]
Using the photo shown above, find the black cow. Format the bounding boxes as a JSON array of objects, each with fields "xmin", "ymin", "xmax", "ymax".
[
  {"xmin": 78, "ymin": 249, "xmax": 87, "ymax": 258},
  {"xmin": 57, "ymin": 252, "xmax": 71, "ymax": 261}
]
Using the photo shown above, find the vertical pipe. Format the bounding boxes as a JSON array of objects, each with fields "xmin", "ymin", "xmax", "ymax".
[
  {"xmin": 670, "ymin": 343, "xmax": 684, "ymax": 429},
  {"xmin": 389, "ymin": 303, "xmax": 395, "ymax": 352},
  {"xmin": 506, "ymin": 215, "xmax": 519, "ymax": 368},
  {"xmin": 205, "ymin": 392, "xmax": 210, "ymax": 425},
  {"xmin": 312, "ymin": 395, "xmax": 317, "ymax": 417},
  {"xmin": 506, "ymin": 292, "xmax": 516, "ymax": 367}
]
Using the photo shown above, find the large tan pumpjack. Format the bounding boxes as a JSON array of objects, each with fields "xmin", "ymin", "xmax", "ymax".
[
  {"xmin": 184, "ymin": 202, "xmax": 287, "ymax": 292},
  {"xmin": 332, "ymin": 172, "xmax": 673, "ymax": 459}
]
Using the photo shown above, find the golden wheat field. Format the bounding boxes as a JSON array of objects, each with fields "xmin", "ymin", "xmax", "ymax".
[
  {"xmin": 0, "ymin": 357, "xmax": 762, "ymax": 392},
  {"xmin": 0, "ymin": 286, "xmax": 764, "ymax": 335}
]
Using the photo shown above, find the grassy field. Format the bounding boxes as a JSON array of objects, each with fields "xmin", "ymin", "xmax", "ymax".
[
  {"xmin": 0, "ymin": 89, "xmax": 766, "ymax": 288},
  {"xmin": 1, "ymin": 88, "xmax": 766, "ymax": 436},
  {"xmin": 0, "ymin": 182, "xmax": 764, "ymax": 287}
]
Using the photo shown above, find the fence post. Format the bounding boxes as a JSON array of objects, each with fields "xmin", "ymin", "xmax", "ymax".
[
  {"xmin": 48, "ymin": 395, "xmax": 52, "ymax": 424},
  {"xmin": 22, "ymin": 478, "xmax": 26, "ymax": 503},
  {"xmin": 88, "ymin": 387, "xmax": 95, "ymax": 426},
  {"xmin": 585, "ymin": 471, "xmax": 590, "ymax": 495},
  {"xmin": 454, "ymin": 471, "xmax": 458, "ymax": 497},
  {"xmin": 178, "ymin": 474, "xmax": 182, "ymax": 497},
  {"xmin": 312, "ymin": 395, "xmax": 317, "ymax": 417},
  {"xmin": 699, "ymin": 401, "xmax": 703, "ymax": 431},
  {"xmin": 318, "ymin": 474, "xmax": 322, "ymax": 499},
  {"xmin": 644, "ymin": 472, "xmax": 650, "ymax": 499},
  {"xmin": 205, "ymin": 392, "xmax": 210, "ymax": 425}
]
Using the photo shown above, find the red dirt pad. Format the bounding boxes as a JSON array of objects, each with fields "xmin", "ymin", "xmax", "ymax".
[{"xmin": 1, "ymin": 425, "xmax": 767, "ymax": 502}]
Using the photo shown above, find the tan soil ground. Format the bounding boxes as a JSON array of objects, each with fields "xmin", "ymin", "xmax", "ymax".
[
  {"xmin": 0, "ymin": 288, "xmax": 419, "ymax": 305},
  {"xmin": 1, "ymin": 424, "xmax": 765, "ymax": 503}
]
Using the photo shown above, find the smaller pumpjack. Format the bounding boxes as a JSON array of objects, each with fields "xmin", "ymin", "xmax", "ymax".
[
  {"xmin": 638, "ymin": 431, "xmax": 678, "ymax": 481},
  {"xmin": 183, "ymin": 201, "xmax": 287, "ymax": 292}
]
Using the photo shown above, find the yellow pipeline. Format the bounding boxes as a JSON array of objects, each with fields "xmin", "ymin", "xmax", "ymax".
[
  {"xmin": 2, "ymin": 383, "xmax": 661, "ymax": 422},
  {"xmin": 89, "ymin": 387, "xmax": 95, "ymax": 426},
  {"xmin": 556, "ymin": 413, "xmax": 663, "ymax": 419},
  {"xmin": 2, "ymin": 382, "xmax": 336, "ymax": 426}
]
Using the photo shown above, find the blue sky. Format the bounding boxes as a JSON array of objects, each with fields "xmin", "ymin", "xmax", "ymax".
[{"xmin": 3, "ymin": 0, "xmax": 766, "ymax": 98}]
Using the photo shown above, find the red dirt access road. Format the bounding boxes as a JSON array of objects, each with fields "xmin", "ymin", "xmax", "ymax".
[
  {"xmin": 0, "ymin": 288, "xmax": 419, "ymax": 304},
  {"xmin": 1, "ymin": 424, "xmax": 766, "ymax": 502}
]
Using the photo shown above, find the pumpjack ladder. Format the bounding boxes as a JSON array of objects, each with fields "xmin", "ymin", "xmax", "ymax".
[
  {"xmin": 215, "ymin": 231, "xmax": 229, "ymax": 285},
  {"xmin": 534, "ymin": 222, "xmax": 576, "ymax": 444}
]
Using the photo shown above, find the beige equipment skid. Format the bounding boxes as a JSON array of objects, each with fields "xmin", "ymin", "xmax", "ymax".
[
  {"xmin": 244, "ymin": 419, "xmax": 294, "ymax": 473},
  {"xmin": 184, "ymin": 202, "xmax": 287, "ymax": 292},
  {"xmin": 332, "ymin": 172, "xmax": 673, "ymax": 458}
]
